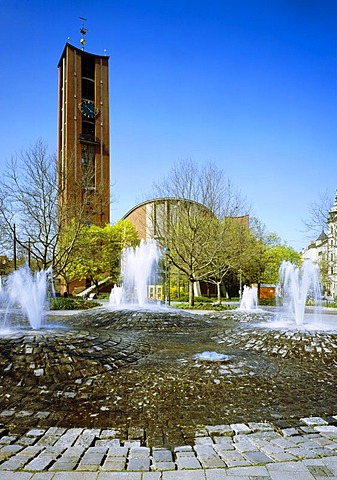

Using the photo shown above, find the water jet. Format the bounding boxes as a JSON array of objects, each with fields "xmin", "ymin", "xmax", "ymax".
[
  {"xmin": 239, "ymin": 285, "xmax": 258, "ymax": 310},
  {"xmin": 1, "ymin": 264, "xmax": 50, "ymax": 330},
  {"xmin": 276, "ymin": 260, "xmax": 322, "ymax": 326},
  {"xmin": 110, "ymin": 239, "xmax": 162, "ymax": 307},
  {"xmin": 193, "ymin": 351, "xmax": 230, "ymax": 362}
]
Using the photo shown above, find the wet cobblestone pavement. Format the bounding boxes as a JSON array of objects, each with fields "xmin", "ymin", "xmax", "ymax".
[{"xmin": 1, "ymin": 305, "xmax": 337, "ymax": 478}]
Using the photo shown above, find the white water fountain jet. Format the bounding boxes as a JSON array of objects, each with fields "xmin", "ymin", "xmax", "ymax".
[
  {"xmin": 193, "ymin": 351, "xmax": 230, "ymax": 362},
  {"xmin": 109, "ymin": 239, "xmax": 162, "ymax": 307},
  {"xmin": 109, "ymin": 285, "xmax": 123, "ymax": 306},
  {"xmin": 0, "ymin": 276, "xmax": 4, "ymax": 301},
  {"xmin": 2, "ymin": 264, "xmax": 49, "ymax": 330},
  {"xmin": 239, "ymin": 285, "xmax": 258, "ymax": 310},
  {"xmin": 276, "ymin": 260, "xmax": 322, "ymax": 326}
]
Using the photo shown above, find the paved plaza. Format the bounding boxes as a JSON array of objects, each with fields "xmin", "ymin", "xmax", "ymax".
[
  {"xmin": 1, "ymin": 306, "xmax": 337, "ymax": 478},
  {"xmin": 2, "ymin": 418, "xmax": 337, "ymax": 478}
]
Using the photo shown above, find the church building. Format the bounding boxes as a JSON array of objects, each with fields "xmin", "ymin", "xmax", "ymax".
[{"xmin": 57, "ymin": 26, "xmax": 110, "ymax": 227}]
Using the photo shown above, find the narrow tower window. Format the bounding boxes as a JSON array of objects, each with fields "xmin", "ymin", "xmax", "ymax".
[{"xmin": 81, "ymin": 145, "xmax": 95, "ymax": 189}]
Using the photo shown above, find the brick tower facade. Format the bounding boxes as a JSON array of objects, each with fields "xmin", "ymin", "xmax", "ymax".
[{"xmin": 57, "ymin": 43, "xmax": 110, "ymax": 226}]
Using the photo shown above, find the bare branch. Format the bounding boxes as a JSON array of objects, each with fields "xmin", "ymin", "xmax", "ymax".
[{"xmin": 302, "ymin": 190, "xmax": 334, "ymax": 237}]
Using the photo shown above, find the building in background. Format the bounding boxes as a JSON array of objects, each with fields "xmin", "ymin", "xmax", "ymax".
[
  {"xmin": 56, "ymin": 24, "xmax": 110, "ymax": 295},
  {"xmin": 327, "ymin": 191, "xmax": 337, "ymax": 297},
  {"xmin": 57, "ymin": 40, "xmax": 110, "ymax": 226},
  {"xmin": 123, "ymin": 198, "xmax": 250, "ymax": 298},
  {"xmin": 302, "ymin": 190, "xmax": 337, "ymax": 298},
  {"xmin": 302, "ymin": 231, "xmax": 328, "ymax": 264},
  {"xmin": 122, "ymin": 197, "xmax": 222, "ymax": 242}
]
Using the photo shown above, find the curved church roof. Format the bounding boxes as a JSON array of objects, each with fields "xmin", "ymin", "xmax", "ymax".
[
  {"xmin": 122, "ymin": 197, "xmax": 213, "ymax": 220},
  {"xmin": 58, "ymin": 42, "xmax": 110, "ymax": 67}
]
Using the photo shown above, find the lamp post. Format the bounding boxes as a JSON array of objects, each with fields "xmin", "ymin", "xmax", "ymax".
[
  {"xmin": 13, "ymin": 224, "xmax": 17, "ymax": 270},
  {"xmin": 239, "ymin": 268, "xmax": 242, "ymax": 299},
  {"xmin": 28, "ymin": 238, "xmax": 31, "ymax": 269},
  {"xmin": 167, "ymin": 259, "xmax": 171, "ymax": 306},
  {"xmin": 163, "ymin": 247, "xmax": 171, "ymax": 306}
]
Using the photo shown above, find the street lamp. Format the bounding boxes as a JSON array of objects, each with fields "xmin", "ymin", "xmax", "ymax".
[
  {"xmin": 163, "ymin": 247, "xmax": 171, "ymax": 305},
  {"xmin": 238, "ymin": 268, "xmax": 243, "ymax": 299},
  {"xmin": 13, "ymin": 224, "xmax": 17, "ymax": 270}
]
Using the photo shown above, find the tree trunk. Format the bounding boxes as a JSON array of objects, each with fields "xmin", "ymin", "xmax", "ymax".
[
  {"xmin": 217, "ymin": 282, "xmax": 222, "ymax": 305},
  {"xmin": 189, "ymin": 279, "xmax": 195, "ymax": 306}
]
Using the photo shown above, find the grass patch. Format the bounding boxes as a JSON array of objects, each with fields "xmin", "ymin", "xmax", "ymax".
[
  {"xmin": 97, "ymin": 293, "xmax": 111, "ymax": 300},
  {"xmin": 258, "ymin": 298, "xmax": 276, "ymax": 306},
  {"xmin": 49, "ymin": 296, "xmax": 101, "ymax": 310}
]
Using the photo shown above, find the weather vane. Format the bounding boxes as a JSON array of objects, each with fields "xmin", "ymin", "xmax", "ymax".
[{"xmin": 80, "ymin": 16, "xmax": 88, "ymax": 50}]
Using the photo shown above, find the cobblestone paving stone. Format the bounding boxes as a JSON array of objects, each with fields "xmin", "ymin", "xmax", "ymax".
[
  {"xmin": 1, "ymin": 419, "xmax": 337, "ymax": 477},
  {"xmin": 1, "ymin": 306, "xmax": 337, "ymax": 478}
]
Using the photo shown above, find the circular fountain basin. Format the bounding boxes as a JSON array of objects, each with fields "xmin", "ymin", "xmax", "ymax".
[
  {"xmin": 259, "ymin": 309, "xmax": 337, "ymax": 332},
  {"xmin": 0, "ymin": 306, "xmax": 337, "ymax": 449}
]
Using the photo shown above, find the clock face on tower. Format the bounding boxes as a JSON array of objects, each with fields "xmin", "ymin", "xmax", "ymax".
[{"xmin": 79, "ymin": 100, "xmax": 99, "ymax": 118}]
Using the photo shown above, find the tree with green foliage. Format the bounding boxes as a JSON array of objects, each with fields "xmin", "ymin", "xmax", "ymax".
[
  {"xmin": 61, "ymin": 220, "xmax": 138, "ymax": 294},
  {"xmin": 261, "ymin": 235, "xmax": 301, "ymax": 284},
  {"xmin": 239, "ymin": 233, "xmax": 267, "ymax": 287}
]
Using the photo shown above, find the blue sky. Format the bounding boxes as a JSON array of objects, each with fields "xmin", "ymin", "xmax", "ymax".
[{"xmin": 0, "ymin": 0, "xmax": 336, "ymax": 251}]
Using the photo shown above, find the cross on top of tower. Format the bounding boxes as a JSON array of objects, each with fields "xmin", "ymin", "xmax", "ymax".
[{"xmin": 80, "ymin": 17, "xmax": 88, "ymax": 50}]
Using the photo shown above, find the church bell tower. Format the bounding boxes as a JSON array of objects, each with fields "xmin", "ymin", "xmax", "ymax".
[{"xmin": 57, "ymin": 21, "xmax": 110, "ymax": 226}]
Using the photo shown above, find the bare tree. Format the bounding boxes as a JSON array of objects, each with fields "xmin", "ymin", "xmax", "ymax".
[
  {"xmin": 0, "ymin": 139, "xmax": 111, "ymax": 278},
  {"xmin": 303, "ymin": 190, "xmax": 335, "ymax": 238},
  {"xmin": 201, "ymin": 217, "xmax": 257, "ymax": 303},
  {"xmin": 152, "ymin": 159, "xmax": 250, "ymax": 218},
  {"xmin": 148, "ymin": 160, "xmax": 250, "ymax": 305},
  {"xmin": 0, "ymin": 140, "xmax": 58, "ymax": 268},
  {"xmin": 0, "ymin": 196, "xmax": 12, "ymax": 255}
]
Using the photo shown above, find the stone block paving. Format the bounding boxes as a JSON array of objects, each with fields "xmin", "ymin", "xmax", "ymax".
[{"xmin": 2, "ymin": 417, "xmax": 337, "ymax": 478}]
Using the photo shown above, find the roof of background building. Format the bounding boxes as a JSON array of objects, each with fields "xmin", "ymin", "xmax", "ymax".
[
  {"xmin": 122, "ymin": 197, "xmax": 213, "ymax": 220},
  {"xmin": 316, "ymin": 230, "xmax": 328, "ymax": 243}
]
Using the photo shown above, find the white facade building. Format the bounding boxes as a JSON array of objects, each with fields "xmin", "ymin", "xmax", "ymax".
[
  {"xmin": 302, "ymin": 190, "xmax": 337, "ymax": 298},
  {"xmin": 327, "ymin": 190, "xmax": 337, "ymax": 298},
  {"xmin": 302, "ymin": 231, "xmax": 328, "ymax": 264}
]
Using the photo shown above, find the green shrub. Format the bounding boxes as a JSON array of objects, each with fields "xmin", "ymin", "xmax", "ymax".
[
  {"xmin": 173, "ymin": 295, "xmax": 189, "ymax": 302},
  {"xmin": 172, "ymin": 295, "xmax": 219, "ymax": 303},
  {"xmin": 97, "ymin": 293, "xmax": 110, "ymax": 300},
  {"xmin": 49, "ymin": 296, "xmax": 100, "ymax": 310},
  {"xmin": 325, "ymin": 302, "xmax": 337, "ymax": 308}
]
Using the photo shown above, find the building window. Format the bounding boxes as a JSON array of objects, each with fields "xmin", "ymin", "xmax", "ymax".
[
  {"xmin": 82, "ymin": 54, "xmax": 95, "ymax": 79},
  {"xmin": 81, "ymin": 145, "xmax": 95, "ymax": 189},
  {"xmin": 82, "ymin": 78, "xmax": 94, "ymax": 101},
  {"xmin": 81, "ymin": 119, "xmax": 95, "ymax": 142}
]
